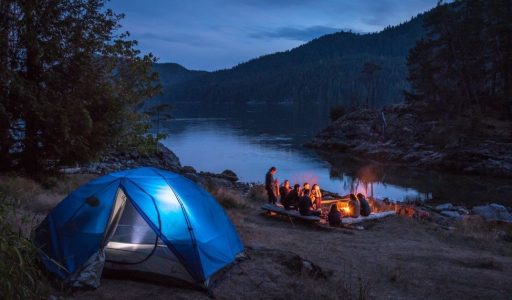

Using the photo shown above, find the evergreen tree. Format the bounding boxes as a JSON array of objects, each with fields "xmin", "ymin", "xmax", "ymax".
[
  {"xmin": 406, "ymin": 0, "xmax": 512, "ymax": 118},
  {"xmin": 0, "ymin": 0, "xmax": 160, "ymax": 176},
  {"xmin": 360, "ymin": 62, "xmax": 382, "ymax": 108}
]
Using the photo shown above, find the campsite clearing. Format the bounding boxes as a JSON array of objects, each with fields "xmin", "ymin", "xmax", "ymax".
[
  {"xmin": 74, "ymin": 206, "xmax": 512, "ymax": 300},
  {"xmin": 3, "ymin": 175, "xmax": 511, "ymax": 299}
]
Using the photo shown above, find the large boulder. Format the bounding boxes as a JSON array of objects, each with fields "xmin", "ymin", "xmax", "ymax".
[
  {"xmin": 182, "ymin": 172, "xmax": 209, "ymax": 188},
  {"xmin": 206, "ymin": 176, "xmax": 233, "ymax": 190},
  {"xmin": 221, "ymin": 169, "xmax": 239, "ymax": 182},
  {"xmin": 440, "ymin": 210, "xmax": 462, "ymax": 220},
  {"xmin": 435, "ymin": 203, "xmax": 453, "ymax": 211},
  {"xmin": 181, "ymin": 165, "xmax": 197, "ymax": 174},
  {"xmin": 156, "ymin": 142, "xmax": 181, "ymax": 168},
  {"xmin": 472, "ymin": 204, "xmax": 512, "ymax": 223}
]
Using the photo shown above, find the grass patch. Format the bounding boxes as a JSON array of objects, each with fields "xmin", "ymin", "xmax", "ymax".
[
  {"xmin": 248, "ymin": 185, "xmax": 267, "ymax": 204},
  {"xmin": 211, "ymin": 188, "xmax": 247, "ymax": 209},
  {"xmin": 0, "ymin": 174, "xmax": 94, "ymax": 213},
  {"xmin": 455, "ymin": 216, "xmax": 512, "ymax": 241},
  {"xmin": 0, "ymin": 191, "xmax": 50, "ymax": 299},
  {"xmin": 337, "ymin": 265, "xmax": 373, "ymax": 300},
  {"xmin": 443, "ymin": 215, "xmax": 512, "ymax": 257}
]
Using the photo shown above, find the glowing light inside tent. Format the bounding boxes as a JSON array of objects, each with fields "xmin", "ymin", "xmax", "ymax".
[
  {"xmin": 155, "ymin": 185, "xmax": 181, "ymax": 213},
  {"xmin": 129, "ymin": 214, "xmax": 153, "ymax": 245}
]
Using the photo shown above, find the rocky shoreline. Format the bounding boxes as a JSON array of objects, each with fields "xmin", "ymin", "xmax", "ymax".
[
  {"xmin": 60, "ymin": 141, "xmax": 512, "ymax": 224},
  {"xmin": 61, "ymin": 142, "xmax": 251, "ymax": 194},
  {"xmin": 306, "ymin": 104, "xmax": 512, "ymax": 178}
]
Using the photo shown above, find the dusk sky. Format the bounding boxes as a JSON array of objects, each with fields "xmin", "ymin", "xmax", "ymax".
[{"xmin": 107, "ymin": 0, "xmax": 438, "ymax": 71}]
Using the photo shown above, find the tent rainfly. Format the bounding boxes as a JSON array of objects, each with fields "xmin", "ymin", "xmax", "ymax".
[{"xmin": 34, "ymin": 167, "xmax": 244, "ymax": 289}]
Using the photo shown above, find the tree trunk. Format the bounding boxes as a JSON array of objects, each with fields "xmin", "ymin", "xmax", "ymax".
[{"xmin": 21, "ymin": 1, "xmax": 42, "ymax": 176}]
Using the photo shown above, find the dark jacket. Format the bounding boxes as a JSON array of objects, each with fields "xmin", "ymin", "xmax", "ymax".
[
  {"xmin": 348, "ymin": 199, "xmax": 360, "ymax": 218},
  {"xmin": 328, "ymin": 209, "xmax": 342, "ymax": 227},
  {"xmin": 359, "ymin": 196, "xmax": 371, "ymax": 217},
  {"xmin": 283, "ymin": 189, "xmax": 300, "ymax": 209},
  {"xmin": 298, "ymin": 195, "xmax": 313, "ymax": 215},
  {"xmin": 279, "ymin": 186, "xmax": 291, "ymax": 203},
  {"xmin": 265, "ymin": 171, "xmax": 274, "ymax": 190}
]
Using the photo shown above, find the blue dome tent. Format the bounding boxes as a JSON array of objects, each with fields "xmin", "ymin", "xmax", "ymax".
[{"xmin": 34, "ymin": 167, "xmax": 244, "ymax": 288}]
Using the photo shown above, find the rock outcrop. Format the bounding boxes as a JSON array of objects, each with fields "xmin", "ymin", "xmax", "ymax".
[
  {"xmin": 61, "ymin": 143, "xmax": 248, "ymax": 192},
  {"xmin": 308, "ymin": 104, "xmax": 512, "ymax": 178},
  {"xmin": 472, "ymin": 204, "xmax": 512, "ymax": 223}
]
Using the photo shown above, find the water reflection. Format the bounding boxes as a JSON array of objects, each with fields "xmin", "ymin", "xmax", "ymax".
[
  {"xmin": 322, "ymin": 153, "xmax": 512, "ymax": 206},
  {"xmin": 160, "ymin": 103, "xmax": 511, "ymax": 206}
]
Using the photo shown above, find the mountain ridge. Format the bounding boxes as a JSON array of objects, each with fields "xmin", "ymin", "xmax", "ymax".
[{"xmin": 153, "ymin": 11, "xmax": 429, "ymax": 109}]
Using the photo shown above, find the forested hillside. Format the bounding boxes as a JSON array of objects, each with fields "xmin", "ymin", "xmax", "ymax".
[
  {"xmin": 158, "ymin": 12, "xmax": 426, "ymax": 108},
  {"xmin": 312, "ymin": 0, "xmax": 512, "ymax": 178},
  {"xmin": 152, "ymin": 63, "xmax": 207, "ymax": 95},
  {"xmin": 406, "ymin": 0, "xmax": 512, "ymax": 119}
]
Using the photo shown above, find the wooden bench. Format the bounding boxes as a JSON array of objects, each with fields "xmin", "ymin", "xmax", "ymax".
[
  {"xmin": 260, "ymin": 204, "xmax": 321, "ymax": 222},
  {"xmin": 261, "ymin": 203, "xmax": 395, "ymax": 226},
  {"xmin": 341, "ymin": 211, "xmax": 395, "ymax": 224}
]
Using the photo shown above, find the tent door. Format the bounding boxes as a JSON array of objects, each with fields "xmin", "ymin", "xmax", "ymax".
[{"xmin": 103, "ymin": 192, "xmax": 195, "ymax": 284}]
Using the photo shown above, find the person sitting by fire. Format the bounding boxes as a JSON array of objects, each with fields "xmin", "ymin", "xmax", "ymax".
[
  {"xmin": 301, "ymin": 182, "xmax": 310, "ymax": 196},
  {"xmin": 310, "ymin": 184, "xmax": 323, "ymax": 210},
  {"xmin": 328, "ymin": 204, "xmax": 342, "ymax": 226},
  {"xmin": 299, "ymin": 188, "xmax": 321, "ymax": 217},
  {"xmin": 357, "ymin": 193, "xmax": 371, "ymax": 216},
  {"xmin": 265, "ymin": 166, "xmax": 279, "ymax": 205},
  {"xmin": 283, "ymin": 184, "xmax": 301, "ymax": 210},
  {"xmin": 348, "ymin": 193, "xmax": 360, "ymax": 218},
  {"xmin": 279, "ymin": 180, "xmax": 291, "ymax": 204}
]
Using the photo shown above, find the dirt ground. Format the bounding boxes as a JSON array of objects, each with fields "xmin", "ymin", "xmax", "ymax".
[
  {"xmin": 72, "ymin": 207, "xmax": 512, "ymax": 300},
  {"xmin": 3, "ymin": 175, "xmax": 511, "ymax": 299}
]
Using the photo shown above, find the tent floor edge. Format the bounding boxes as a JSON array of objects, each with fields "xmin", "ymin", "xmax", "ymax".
[
  {"xmin": 204, "ymin": 255, "xmax": 245, "ymax": 292},
  {"xmin": 101, "ymin": 268, "xmax": 206, "ymax": 292}
]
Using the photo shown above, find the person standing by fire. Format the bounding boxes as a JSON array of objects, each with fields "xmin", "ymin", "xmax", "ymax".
[{"xmin": 265, "ymin": 166, "xmax": 279, "ymax": 205}]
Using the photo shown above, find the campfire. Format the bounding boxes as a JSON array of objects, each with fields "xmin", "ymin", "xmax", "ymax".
[{"xmin": 322, "ymin": 191, "xmax": 395, "ymax": 217}]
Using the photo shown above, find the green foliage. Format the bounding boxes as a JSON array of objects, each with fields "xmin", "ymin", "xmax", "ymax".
[
  {"xmin": 0, "ymin": 192, "xmax": 49, "ymax": 299},
  {"xmin": 406, "ymin": 0, "xmax": 512, "ymax": 119},
  {"xmin": 0, "ymin": 0, "xmax": 161, "ymax": 177}
]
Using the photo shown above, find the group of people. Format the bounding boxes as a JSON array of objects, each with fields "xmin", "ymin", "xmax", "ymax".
[
  {"xmin": 327, "ymin": 193, "xmax": 371, "ymax": 226},
  {"xmin": 265, "ymin": 167, "xmax": 323, "ymax": 216},
  {"xmin": 265, "ymin": 166, "xmax": 372, "ymax": 226}
]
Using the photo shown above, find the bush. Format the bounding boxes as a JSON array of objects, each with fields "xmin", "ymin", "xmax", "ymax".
[
  {"xmin": 329, "ymin": 105, "xmax": 347, "ymax": 121},
  {"xmin": 210, "ymin": 188, "xmax": 247, "ymax": 209},
  {"xmin": 0, "ymin": 192, "xmax": 50, "ymax": 299},
  {"xmin": 0, "ymin": 174, "xmax": 93, "ymax": 214},
  {"xmin": 248, "ymin": 185, "xmax": 267, "ymax": 204}
]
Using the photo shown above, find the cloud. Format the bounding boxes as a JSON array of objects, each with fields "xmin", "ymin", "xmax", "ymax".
[
  {"xmin": 137, "ymin": 32, "xmax": 218, "ymax": 48},
  {"xmin": 250, "ymin": 26, "xmax": 343, "ymax": 41},
  {"xmin": 107, "ymin": 0, "xmax": 439, "ymax": 70}
]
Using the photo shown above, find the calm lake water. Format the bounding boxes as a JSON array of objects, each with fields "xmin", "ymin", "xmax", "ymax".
[{"xmin": 161, "ymin": 103, "xmax": 512, "ymax": 206}]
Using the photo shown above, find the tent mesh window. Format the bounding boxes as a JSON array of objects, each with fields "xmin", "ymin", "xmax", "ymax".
[{"xmin": 104, "ymin": 189, "xmax": 194, "ymax": 283}]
